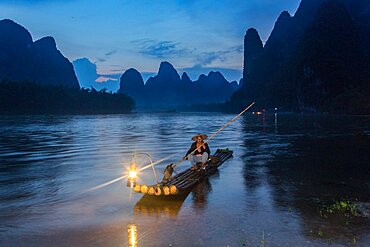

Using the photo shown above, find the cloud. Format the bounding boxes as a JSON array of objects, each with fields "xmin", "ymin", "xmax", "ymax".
[
  {"xmin": 108, "ymin": 68, "xmax": 125, "ymax": 73},
  {"xmin": 132, "ymin": 38, "xmax": 242, "ymax": 68},
  {"xmin": 95, "ymin": 76, "xmax": 118, "ymax": 83},
  {"xmin": 131, "ymin": 39, "xmax": 193, "ymax": 59},
  {"xmin": 195, "ymin": 45, "xmax": 243, "ymax": 66},
  {"xmin": 198, "ymin": 52, "xmax": 223, "ymax": 66},
  {"xmin": 95, "ymin": 57, "xmax": 106, "ymax": 63},
  {"xmin": 92, "ymin": 50, "xmax": 117, "ymax": 64},
  {"xmin": 105, "ymin": 50, "xmax": 117, "ymax": 56}
]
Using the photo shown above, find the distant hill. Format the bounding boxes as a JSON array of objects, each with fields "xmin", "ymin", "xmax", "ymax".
[
  {"xmin": 0, "ymin": 19, "xmax": 79, "ymax": 88},
  {"xmin": 229, "ymin": 0, "xmax": 370, "ymax": 114},
  {"xmin": 0, "ymin": 19, "xmax": 135, "ymax": 114},
  {"xmin": 118, "ymin": 61, "xmax": 239, "ymax": 109},
  {"xmin": 73, "ymin": 58, "xmax": 119, "ymax": 92}
]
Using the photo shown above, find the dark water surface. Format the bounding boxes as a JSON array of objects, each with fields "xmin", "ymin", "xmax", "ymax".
[{"xmin": 0, "ymin": 113, "xmax": 369, "ymax": 246}]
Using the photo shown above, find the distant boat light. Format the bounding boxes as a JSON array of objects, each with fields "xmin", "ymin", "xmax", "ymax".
[{"xmin": 252, "ymin": 111, "xmax": 263, "ymax": 115}]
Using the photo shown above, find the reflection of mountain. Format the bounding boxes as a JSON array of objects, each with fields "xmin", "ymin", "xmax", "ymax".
[
  {"xmin": 241, "ymin": 116, "xmax": 370, "ymax": 244},
  {"xmin": 0, "ymin": 19, "xmax": 79, "ymax": 88},
  {"xmin": 0, "ymin": 118, "xmax": 74, "ymax": 219},
  {"xmin": 119, "ymin": 61, "xmax": 239, "ymax": 109},
  {"xmin": 266, "ymin": 135, "xmax": 370, "ymax": 243},
  {"xmin": 230, "ymin": 0, "xmax": 370, "ymax": 114}
]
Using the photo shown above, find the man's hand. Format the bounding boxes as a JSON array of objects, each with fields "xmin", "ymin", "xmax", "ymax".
[{"xmin": 183, "ymin": 156, "xmax": 188, "ymax": 160}]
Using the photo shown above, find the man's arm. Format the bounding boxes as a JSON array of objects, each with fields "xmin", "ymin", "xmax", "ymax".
[{"xmin": 185, "ymin": 142, "xmax": 196, "ymax": 157}]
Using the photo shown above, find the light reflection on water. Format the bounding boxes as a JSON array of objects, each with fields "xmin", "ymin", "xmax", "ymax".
[
  {"xmin": 127, "ymin": 223, "xmax": 138, "ymax": 247},
  {"xmin": 0, "ymin": 113, "xmax": 369, "ymax": 246}
]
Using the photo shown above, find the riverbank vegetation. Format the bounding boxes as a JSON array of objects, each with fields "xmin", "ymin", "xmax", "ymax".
[{"xmin": 0, "ymin": 81, "xmax": 135, "ymax": 114}]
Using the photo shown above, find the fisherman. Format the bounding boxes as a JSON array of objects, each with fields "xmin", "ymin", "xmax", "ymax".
[{"xmin": 183, "ymin": 134, "xmax": 210, "ymax": 170}]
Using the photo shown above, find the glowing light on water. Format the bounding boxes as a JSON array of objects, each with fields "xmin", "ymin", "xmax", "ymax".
[
  {"xmin": 85, "ymin": 174, "xmax": 128, "ymax": 192},
  {"xmin": 128, "ymin": 224, "xmax": 138, "ymax": 247}
]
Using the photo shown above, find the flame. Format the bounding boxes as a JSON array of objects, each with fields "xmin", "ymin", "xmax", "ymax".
[{"xmin": 128, "ymin": 170, "xmax": 137, "ymax": 179}]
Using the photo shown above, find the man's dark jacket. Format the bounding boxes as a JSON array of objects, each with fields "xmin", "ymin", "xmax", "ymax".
[{"xmin": 186, "ymin": 142, "xmax": 210, "ymax": 156}]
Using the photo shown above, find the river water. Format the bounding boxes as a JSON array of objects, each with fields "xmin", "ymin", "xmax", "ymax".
[{"xmin": 0, "ymin": 113, "xmax": 369, "ymax": 246}]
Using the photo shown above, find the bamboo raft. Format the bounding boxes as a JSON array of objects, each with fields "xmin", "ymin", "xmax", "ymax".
[{"xmin": 131, "ymin": 149, "xmax": 233, "ymax": 197}]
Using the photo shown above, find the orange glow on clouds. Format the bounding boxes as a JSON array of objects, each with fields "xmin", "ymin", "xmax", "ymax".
[{"xmin": 95, "ymin": 76, "xmax": 118, "ymax": 83}]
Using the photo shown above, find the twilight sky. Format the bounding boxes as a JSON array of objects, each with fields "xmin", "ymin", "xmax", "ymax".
[{"xmin": 0, "ymin": 0, "xmax": 301, "ymax": 82}]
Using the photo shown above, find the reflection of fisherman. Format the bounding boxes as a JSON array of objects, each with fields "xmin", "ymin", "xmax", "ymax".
[
  {"xmin": 192, "ymin": 178, "xmax": 212, "ymax": 207},
  {"xmin": 183, "ymin": 134, "xmax": 210, "ymax": 170}
]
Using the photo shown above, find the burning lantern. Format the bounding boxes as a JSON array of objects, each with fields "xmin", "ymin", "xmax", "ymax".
[
  {"xmin": 126, "ymin": 152, "xmax": 159, "ymax": 191},
  {"xmin": 127, "ymin": 162, "xmax": 137, "ymax": 188}
]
